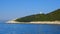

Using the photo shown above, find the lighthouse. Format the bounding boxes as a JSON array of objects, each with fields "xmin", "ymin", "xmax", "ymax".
[{"xmin": 40, "ymin": 12, "xmax": 43, "ymax": 14}]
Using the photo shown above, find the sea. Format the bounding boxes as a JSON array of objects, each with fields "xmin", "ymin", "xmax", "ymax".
[{"xmin": 0, "ymin": 21, "xmax": 60, "ymax": 34}]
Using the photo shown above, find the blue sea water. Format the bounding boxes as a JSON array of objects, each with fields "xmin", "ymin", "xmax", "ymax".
[{"xmin": 0, "ymin": 22, "xmax": 60, "ymax": 34}]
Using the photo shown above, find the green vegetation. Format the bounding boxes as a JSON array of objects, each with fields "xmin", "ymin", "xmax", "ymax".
[{"xmin": 15, "ymin": 9, "xmax": 60, "ymax": 22}]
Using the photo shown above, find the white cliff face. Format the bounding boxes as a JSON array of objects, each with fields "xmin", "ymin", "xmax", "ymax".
[
  {"xmin": 6, "ymin": 20, "xmax": 60, "ymax": 24},
  {"xmin": 30, "ymin": 21, "xmax": 60, "ymax": 24},
  {"xmin": 6, "ymin": 20, "xmax": 20, "ymax": 23},
  {"xmin": 6, "ymin": 18, "xmax": 20, "ymax": 23}
]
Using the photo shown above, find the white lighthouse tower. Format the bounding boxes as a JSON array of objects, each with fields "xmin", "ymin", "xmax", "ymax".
[{"xmin": 40, "ymin": 12, "xmax": 43, "ymax": 14}]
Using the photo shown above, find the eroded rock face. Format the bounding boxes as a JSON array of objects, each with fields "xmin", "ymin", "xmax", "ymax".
[
  {"xmin": 6, "ymin": 20, "xmax": 20, "ymax": 23},
  {"xmin": 6, "ymin": 20, "xmax": 60, "ymax": 24}
]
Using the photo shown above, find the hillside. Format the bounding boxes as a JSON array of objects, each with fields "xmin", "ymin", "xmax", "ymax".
[
  {"xmin": 15, "ymin": 9, "xmax": 60, "ymax": 22},
  {"xmin": 47, "ymin": 9, "xmax": 60, "ymax": 21}
]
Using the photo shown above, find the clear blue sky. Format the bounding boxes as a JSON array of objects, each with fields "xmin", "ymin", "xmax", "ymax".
[{"xmin": 0, "ymin": 0, "xmax": 60, "ymax": 20}]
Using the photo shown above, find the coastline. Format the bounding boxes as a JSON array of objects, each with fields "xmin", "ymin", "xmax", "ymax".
[{"xmin": 6, "ymin": 20, "xmax": 60, "ymax": 24}]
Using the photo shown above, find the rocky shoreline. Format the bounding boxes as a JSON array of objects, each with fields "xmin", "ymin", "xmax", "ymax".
[{"xmin": 6, "ymin": 20, "xmax": 60, "ymax": 24}]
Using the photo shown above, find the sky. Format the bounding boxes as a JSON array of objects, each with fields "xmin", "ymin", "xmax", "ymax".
[{"xmin": 0, "ymin": 0, "xmax": 60, "ymax": 21}]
